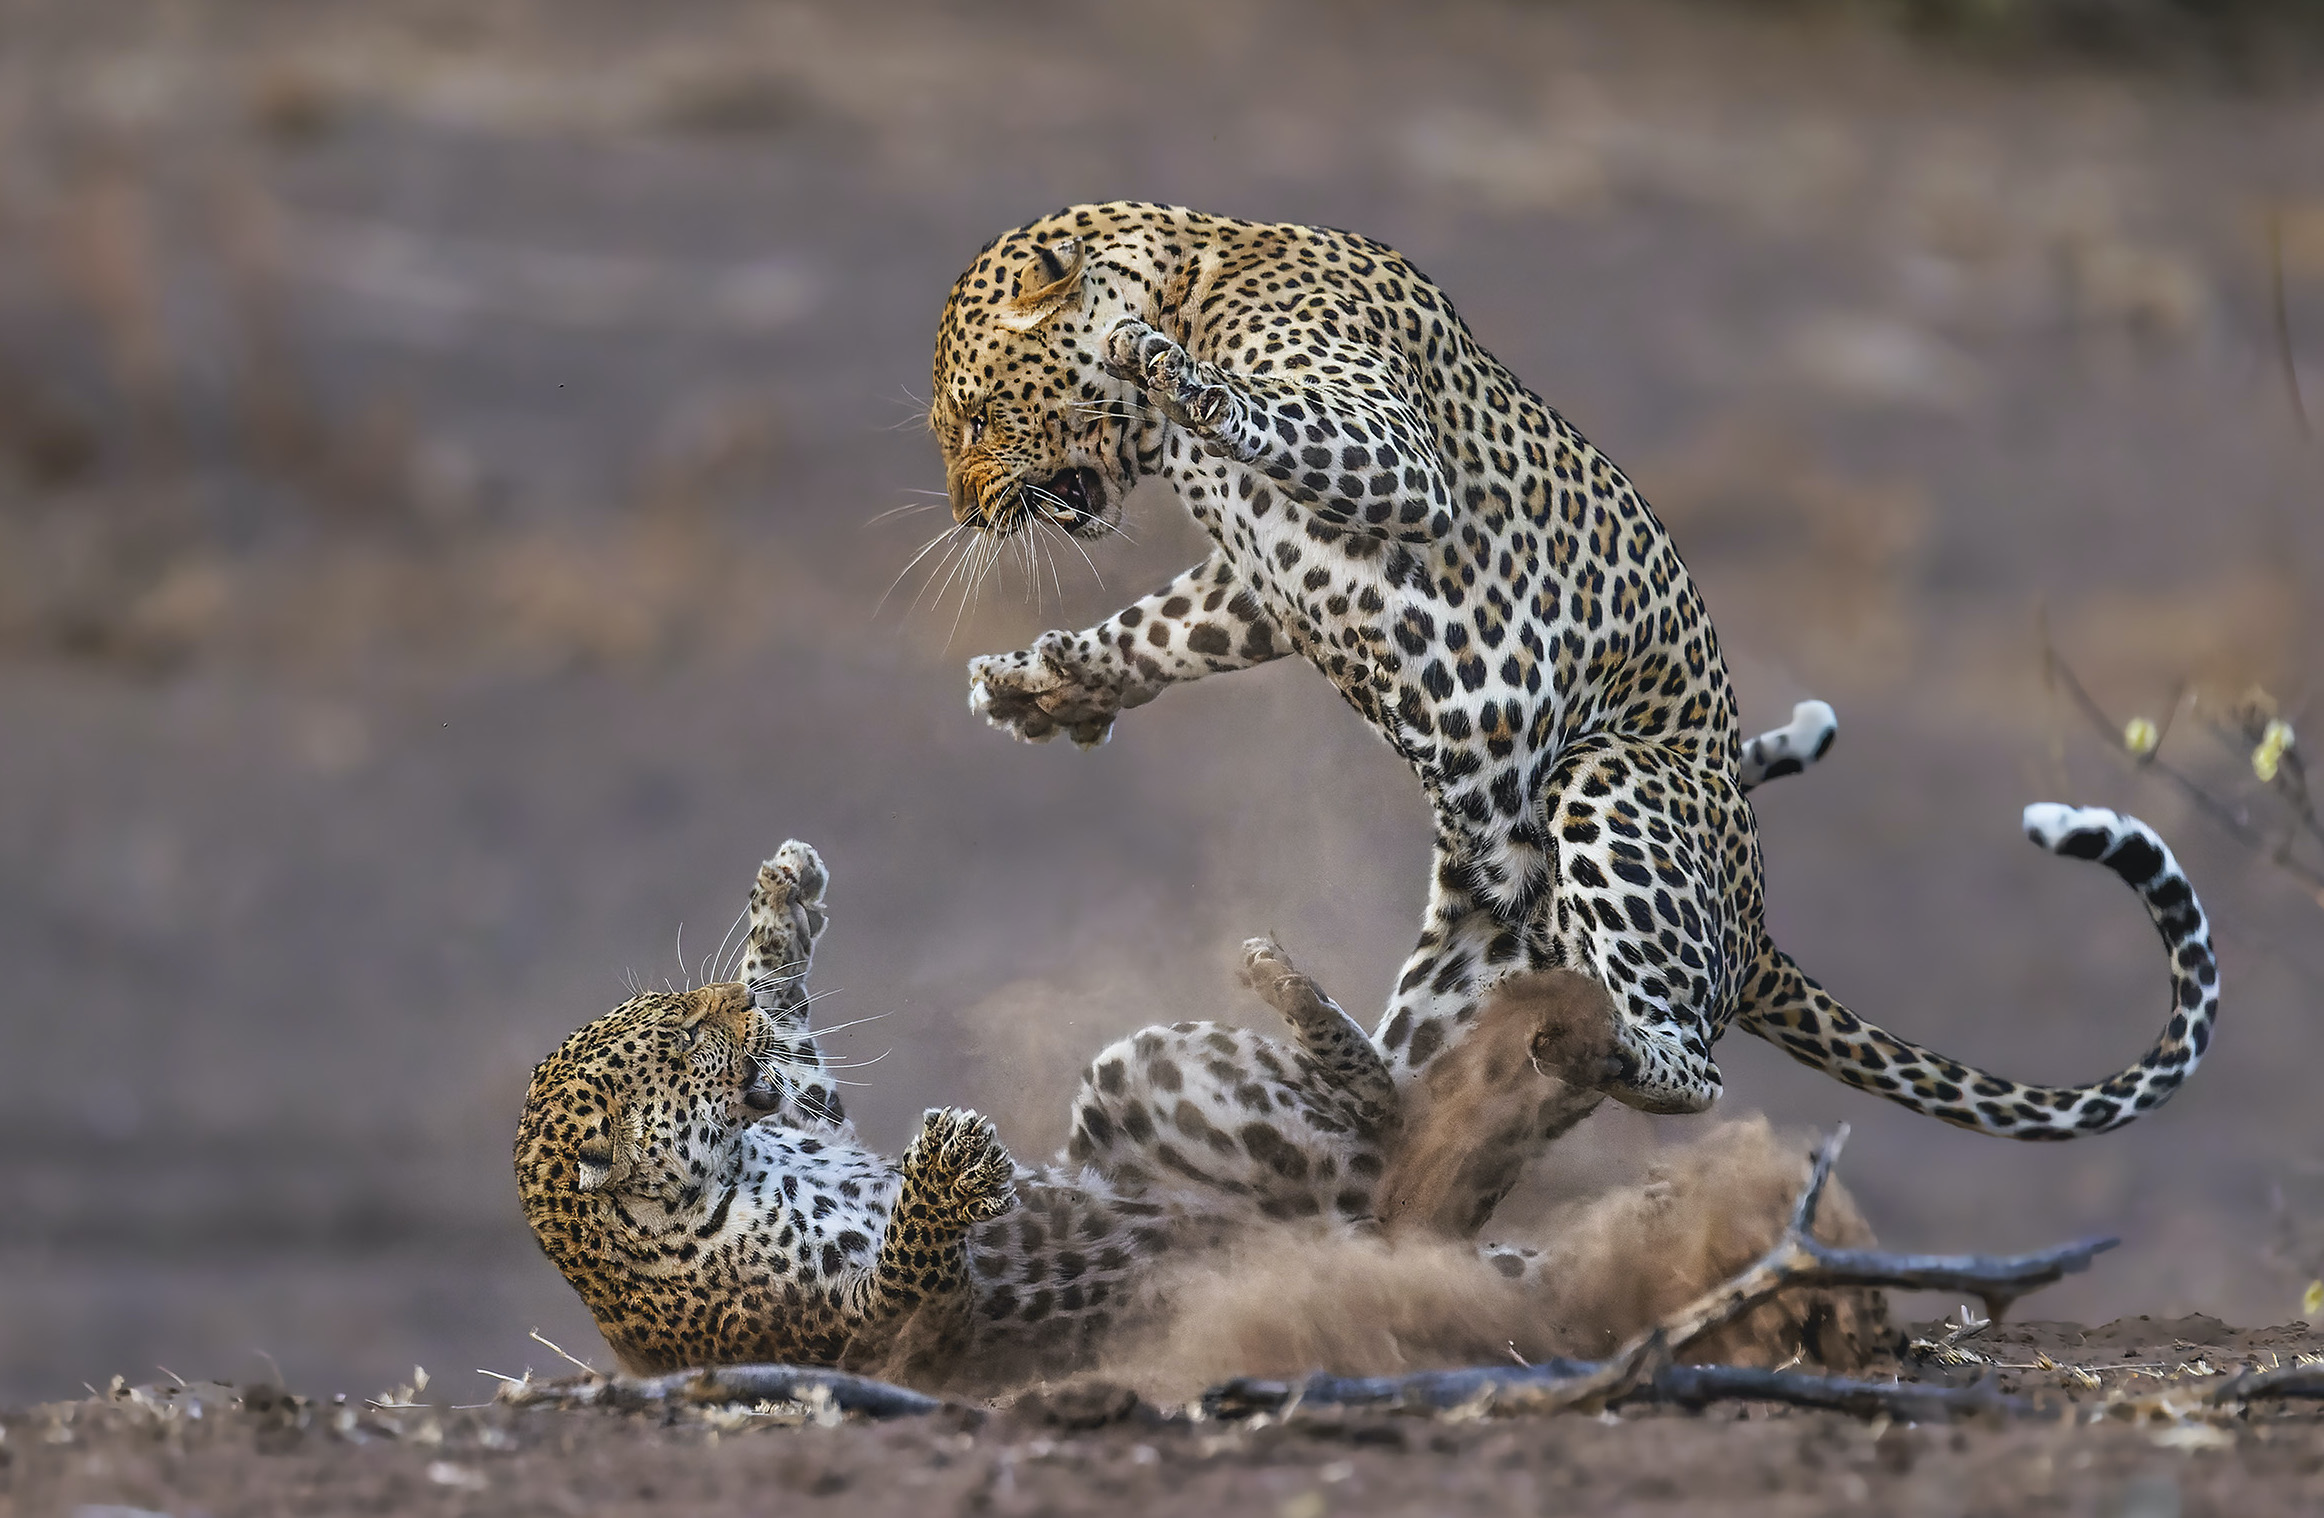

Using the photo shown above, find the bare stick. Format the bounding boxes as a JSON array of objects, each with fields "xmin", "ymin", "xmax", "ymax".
[
  {"xmin": 527, "ymin": 1328, "xmax": 600, "ymax": 1378},
  {"xmin": 1649, "ymin": 1365, "xmax": 2028, "ymax": 1419},
  {"xmin": 2211, "ymin": 1363, "xmax": 2324, "ymax": 1405},
  {"xmin": 496, "ymin": 1363, "xmax": 943, "ymax": 1420}
]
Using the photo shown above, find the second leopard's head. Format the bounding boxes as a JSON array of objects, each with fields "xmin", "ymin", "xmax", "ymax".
[
  {"xmin": 513, "ymin": 981, "xmax": 796, "ymax": 1224},
  {"xmin": 930, "ymin": 210, "xmax": 1145, "ymax": 541}
]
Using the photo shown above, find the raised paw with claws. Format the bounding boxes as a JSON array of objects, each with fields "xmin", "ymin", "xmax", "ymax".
[
  {"xmin": 967, "ymin": 630, "xmax": 1134, "ymax": 749},
  {"xmin": 901, "ymin": 1107, "xmax": 1017, "ymax": 1230},
  {"xmin": 1102, "ymin": 318, "xmax": 1240, "ymax": 437},
  {"xmin": 1238, "ymin": 936, "xmax": 1321, "ymax": 1022}
]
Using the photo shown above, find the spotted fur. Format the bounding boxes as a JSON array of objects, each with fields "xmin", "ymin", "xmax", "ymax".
[
  {"xmin": 928, "ymin": 203, "xmax": 2220, "ymax": 1193},
  {"xmin": 516, "ymin": 845, "xmax": 1418, "ymax": 1389}
]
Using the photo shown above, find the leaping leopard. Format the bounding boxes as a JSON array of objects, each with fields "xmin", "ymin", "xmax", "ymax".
[{"xmin": 926, "ymin": 203, "xmax": 2219, "ymax": 1206}]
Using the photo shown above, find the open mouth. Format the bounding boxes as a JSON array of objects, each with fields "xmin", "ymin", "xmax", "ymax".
[{"xmin": 1018, "ymin": 467, "xmax": 1106, "ymax": 533}]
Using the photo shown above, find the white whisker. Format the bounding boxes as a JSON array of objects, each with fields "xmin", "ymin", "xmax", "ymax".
[
  {"xmin": 913, "ymin": 530, "xmax": 985, "ymax": 623},
  {"xmin": 878, "ymin": 522, "xmax": 965, "ymax": 616},
  {"xmin": 793, "ymin": 1013, "xmax": 894, "ymax": 1041},
  {"xmin": 943, "ymin": 531, "xmax": 997, "ymax": 650},
  {"xmin": 707, "ymin": 906, "xmax": 749, "ymax": 985},
  {"xmin": 864, "ymin": 499, "xmax": 947, "ymax": 527},
  {"xmin": 810, "ymin": 1049, "xmax": 893, "ymax": 1072},
  {"xmin": 1029, "ymin": 511, "xmax": 1075, "ymax": 602},
  {"xmin": 924, "ymin": 530, "xmax": 980, "ymax": 632}
]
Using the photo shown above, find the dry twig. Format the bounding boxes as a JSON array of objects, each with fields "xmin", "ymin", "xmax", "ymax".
[
  {"xmin": 2272, "ymin": 208, "xmax": 2314, "ymax": 442},
  {"xmin": 495, "ymin": 1364, "xmax": 943, "ymax": 1420}
]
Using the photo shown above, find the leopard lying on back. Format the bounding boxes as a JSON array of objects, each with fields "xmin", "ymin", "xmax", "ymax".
[{"xmin": 517, "ymin": 839, "xmax": 1605, "ymax": 1392}]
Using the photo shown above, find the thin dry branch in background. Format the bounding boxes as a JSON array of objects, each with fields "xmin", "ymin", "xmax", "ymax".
[
  {"xmin": 2272, "ymin": 208, "xmax": 2314, "ymax": 442},
  {"xmin": 2039, "ymin": 614, "xmax": 2324, "ymax": 908}
]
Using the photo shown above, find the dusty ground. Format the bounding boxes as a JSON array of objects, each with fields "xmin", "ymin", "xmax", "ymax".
[
  {"xmin": 4, "ymin": 0, "xmax": 2324, "ymax": 1508},
  {"xmin": 11, "ymin": 1318, "xmax": 2324, "ymax": 1517}
]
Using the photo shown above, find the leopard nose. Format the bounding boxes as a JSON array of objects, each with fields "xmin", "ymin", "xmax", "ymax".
[{"xmin": 741, "ymin": 1073, "xmax": 783, "ymax": 1112}]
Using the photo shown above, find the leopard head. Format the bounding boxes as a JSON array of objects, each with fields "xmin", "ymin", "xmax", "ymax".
[
  {"xmin": 930, "ymin": 207, "xmax": 1148, "ymax": 540},
  {"xmin": 514, "ymin": 980, "xmax": 795, "ymax": 1256}
]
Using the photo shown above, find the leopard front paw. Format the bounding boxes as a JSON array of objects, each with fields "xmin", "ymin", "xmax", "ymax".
[
  {"xmin": 1100, "ymin": 318, "xmax": 1235, "ymax": 435},
  {"xmin": 904, "ymin": 1107, "xmax": 1017, "ymax": 1228},
  {"xmin": 758, "ymin": 840, "xmax": 828, "ymax": 909},
  {"xmin": 967, "ymin": 630, "xmax": 1123, "ymax": 749},
  {"xmin": 746, "ymin": 840, "xmax": 829, "ymax": 978},
  {"xmin": 1099, "ymin": 318, "xmax": 1177, "ymax": 388}
]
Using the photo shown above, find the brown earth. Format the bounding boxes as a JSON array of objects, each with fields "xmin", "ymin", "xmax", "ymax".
[
  {"xmin": 4, "ymin": 0, "xmax": 2324, "ymax": 1510},
  {"xmin": 12, "ymin": 1317, "xmax": 2324, "ymax": 1518}
]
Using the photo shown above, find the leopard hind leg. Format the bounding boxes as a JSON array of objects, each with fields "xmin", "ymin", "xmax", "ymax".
[
  {"xmin": 1542, "ymin": 734, "xmax": 1754, "ymax": 1116},
  {"xmin": 1237, "ymin": 936, "xmax": 1399, "ymax": 1129}
]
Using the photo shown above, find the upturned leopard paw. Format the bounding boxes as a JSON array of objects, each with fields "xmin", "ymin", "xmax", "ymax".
[
  {"xmin": 1238, "ymin": 936, "xmax": 1320, "ymax": 1024},
  {"xmin": 1100, "ymin": 318, "xmax": 1234, "ymax": 434},
  {"xmin": 758, "ymin": 840, "xmax": 829, "ymax": 908},
  {"xmin": 746, "ymin": 841, "xmax": 829, "ymax": 987},
  {"xmin": 967, "ymin": 630, "xmax": 1123, "ymax": 749},
  {"xmin": 903, "ymin": 1107, "xmax": 1017, "ymax": 1228}
]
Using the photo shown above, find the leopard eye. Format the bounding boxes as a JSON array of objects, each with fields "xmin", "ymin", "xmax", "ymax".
[{"xmin": 968, "ymin": 409, "xmax": 987, "ymax": 445}]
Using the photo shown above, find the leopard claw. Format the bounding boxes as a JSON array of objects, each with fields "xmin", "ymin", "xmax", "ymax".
[
  {"xmin": 1099, "ymin": 317, "xmax": 1161, "ymax": 386},
  {"xmin": 906, "ymin": 1107, "xmax": 1017, "ymax": 1226},
  {"xmin": 1237, "ymin": 935, "xmax": 1294, "ymax": 993},
  {"xmin": 759, "ymin": 840, "xmax": 828, "ymax": 907},
  {"xmin": 968, "ymin": 632, "xmax": 1127, "ymax": 747}
]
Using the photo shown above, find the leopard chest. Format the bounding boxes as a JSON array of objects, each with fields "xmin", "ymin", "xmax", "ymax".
[
  {"xmin": 1172, "ymin": 455, "xmax": 1577, "ymax": 781},
  {"xmin": 723, "ymin": 1131, "xmax": 900, "ymax": 1287}
]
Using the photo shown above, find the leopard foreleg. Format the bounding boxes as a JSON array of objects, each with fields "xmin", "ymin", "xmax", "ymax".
[
  {"xmin": 741, "ymin": 842, "xmax": 848, "ymax": 1133},
  {"xmin": 854, "ymin": 1108, "xmax": 1014, "ymax": 1324},
  {"xmin": 966, "ymin": 550, "xmax": 1286, "ymax": 747},
  {"xmin": 1100, "ymin": 317, "xmax": 1452, "ymax": 543}
]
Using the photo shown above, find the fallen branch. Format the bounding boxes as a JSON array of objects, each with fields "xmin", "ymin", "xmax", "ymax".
[
  {"xmin": 1203, "ymin": 1363, "xmax": 2032, "ymax": 1422},
  {"xmin": 494, "ymin": 1364, "xmax": 944, "ymax": 1420},
  {"xmin": 1208, "ymin": 1126, "xmax": 2111, "ymax": 1422},
  {"xmin": 1647, "ymin": 1364, "xmax": 2027, "ymax": 1419},
  {"xmin": 2210, "ymin": 1363, "xmax": 2324, "ymax": 1405}
]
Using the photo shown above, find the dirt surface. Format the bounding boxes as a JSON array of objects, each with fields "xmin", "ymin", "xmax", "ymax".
[
  {"xmin": 12, "ymin": 1318, "xmax": 2324, "ymax": 1517},
  {"xmin": 4, "ymin": 0, "xmax": 2324, "ymax": 1509}
]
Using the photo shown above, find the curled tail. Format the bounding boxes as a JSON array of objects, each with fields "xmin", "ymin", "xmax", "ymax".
[{"xmin": 1737, "ymin": 805, "xmax": 2218, "ymax": 1139}]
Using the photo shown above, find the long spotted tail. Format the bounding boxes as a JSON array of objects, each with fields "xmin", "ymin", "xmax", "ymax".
[{"xmin": 1736, "ymin": 805, "xmax": 2218, "ymax": 1139}]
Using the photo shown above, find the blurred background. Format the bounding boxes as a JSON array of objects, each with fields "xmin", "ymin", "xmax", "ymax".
[{"xmin": 2, "ymin": 0, "xmax": 2321, "ymax": 1406}]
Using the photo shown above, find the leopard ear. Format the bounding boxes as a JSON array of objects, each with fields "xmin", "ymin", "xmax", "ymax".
[{"xmin": 996, "ymin": 237, "xmax": 1084, "ymax": 332}]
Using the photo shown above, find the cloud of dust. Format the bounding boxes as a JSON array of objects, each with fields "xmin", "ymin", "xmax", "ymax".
[
  {"xmin": 1087, "ymin": 1114, "xmax": 1893, "ymax": 1406},
  {"xmin": 954, "ymin": 935, "xmax": 1892, "ymax": 1404},
  {"xmin": 953, "ymin": 973, "xmax": 1201, "ymax": 1158},
  {"xmin": 1375, "ymin": 968, "xmax": 1622, "ymax": 1238}
]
